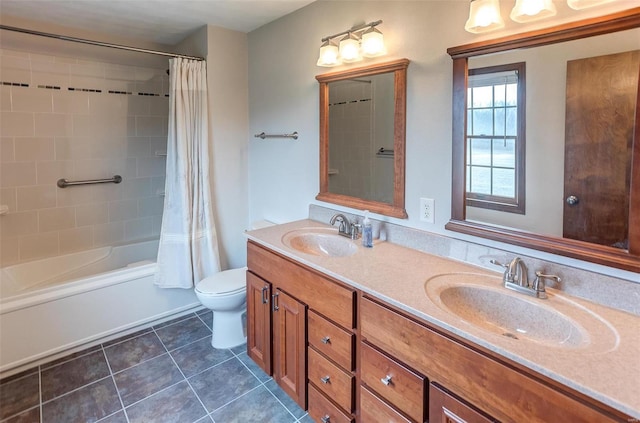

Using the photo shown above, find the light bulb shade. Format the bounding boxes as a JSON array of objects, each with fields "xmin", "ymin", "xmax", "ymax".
[
  {"xmin": 339, "ymin": 33, "xmax": 362, "ymax": 63},
  {"xmin": 465, "ymin": 0, "xmax": 505, "ymax": 33},
  {"xmin": 361, "ymin": 27, "xmax": 386, "ymax": 58},
  {"xmin": 317, "ymin": 41, "xmax": 341, "ymax": 67},
  {"xmin": 567, "ymin": 0, "xmax": 615, "ymax": 9},
  {"xmin": 510, "ymin": 0, "xmax": 557, "ymax": 22}
]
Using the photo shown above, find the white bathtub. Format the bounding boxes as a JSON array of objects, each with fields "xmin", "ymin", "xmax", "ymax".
[{"xmin": 0, "ymin": 240, "xmax": 200, "ymax": 376}]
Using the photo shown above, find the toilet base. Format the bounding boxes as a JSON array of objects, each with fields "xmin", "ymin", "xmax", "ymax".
[{"xmin": 210, "ymin": 305, "xmax": 247, "ymax": 349}]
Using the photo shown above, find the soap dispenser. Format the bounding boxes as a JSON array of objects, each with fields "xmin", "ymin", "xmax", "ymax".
[{"xmin": 362, "ymin": 210, "xmax": 373, "ymax": 248}]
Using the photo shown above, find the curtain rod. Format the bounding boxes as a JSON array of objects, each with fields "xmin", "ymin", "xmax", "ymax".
[{"xmin": 0, "ymin": 24, "xmax": 205, "ymax": 61}]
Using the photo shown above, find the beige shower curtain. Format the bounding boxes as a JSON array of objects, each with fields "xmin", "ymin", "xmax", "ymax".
[{"xmin": 154, "ymin": 58, "xmax": 221, "ymax": 289}]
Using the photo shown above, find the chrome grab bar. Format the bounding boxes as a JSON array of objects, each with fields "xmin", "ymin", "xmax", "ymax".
[
  {"xmin": 57, "ymin": 175, "xmax": 122, "ymax": 188},
  {"xmin": 254, "ymin": 131, "xmax": 298, "ymax": 140}
]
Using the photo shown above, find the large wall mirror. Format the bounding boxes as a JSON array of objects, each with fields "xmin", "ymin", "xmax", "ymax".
[
  {"xmin": 447, "ymin": 8, "xmax": 640, "ymax": 273},
  {"xmin": 316, "ymin": 59, "xmax": 409, "ymax": 219}
]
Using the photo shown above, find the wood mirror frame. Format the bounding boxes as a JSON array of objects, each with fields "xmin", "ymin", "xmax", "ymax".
[
  {"xmin": 446, "ymin": 8, "xmax": 640, "ymax": 273},
  {"xmin": 316, "ymin": 59, "xmax": 409, "ymax": 219}
]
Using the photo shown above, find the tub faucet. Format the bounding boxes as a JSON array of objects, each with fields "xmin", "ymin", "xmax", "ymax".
[{"xmin": 329, "ymin": 213, "xmax": 360, "ymax": 240}]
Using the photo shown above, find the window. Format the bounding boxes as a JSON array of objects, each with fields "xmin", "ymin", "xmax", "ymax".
[{"xmin": 467, "ymin": 62, "xmax": 525, "ymax": 214}]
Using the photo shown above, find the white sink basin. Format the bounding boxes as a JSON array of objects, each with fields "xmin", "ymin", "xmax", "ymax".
[
  {"xmin": 425, "ymin": 273, "xmax": 619, "ymax": 352},
  {"xmin": 281, "ymin": 228, "xmax": 358, "ymax": 257}
]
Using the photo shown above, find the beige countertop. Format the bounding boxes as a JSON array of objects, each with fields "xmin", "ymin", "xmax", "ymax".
[{"xmin": 246, "ymin": 219, "xmax": 640, "ymax": 419}]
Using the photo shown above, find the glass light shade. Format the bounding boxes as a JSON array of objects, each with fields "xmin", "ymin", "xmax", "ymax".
[
  {"xmin": 567, "ymin": 0, "xmax": 615, "ymax": 9},
  {"xmin": 510, "ymin": 0, "xmax": 557, "ymax": 22},
  {"xmin": 361, "ymin": 27, "xmax": 386, "ymax": 58},
  {"xmin": 317, "ymin": 41, "xmax": 341, "ymax": 67},
  {"xmin": 339, "ymin": 33, "xmax": 362, "ymax": 63},
  {"xmin": 465, "ymin": 0, "xmax": 505, "ymax": 33}
]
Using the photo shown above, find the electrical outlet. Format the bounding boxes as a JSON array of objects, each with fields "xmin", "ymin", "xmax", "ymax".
[{"xmin": 420, "ymin": 198, "xmax": 435, "ymax": 223}]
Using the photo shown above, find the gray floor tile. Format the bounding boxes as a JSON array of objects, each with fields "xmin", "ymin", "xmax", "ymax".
[
  {"xmin": 230, "ymin": 343, "xmax": 246, "ymax": 356},
  {"xmin": 41, "ymin": 345, "xmax": 103, "ymax": 370},
  {"xmin": 189, "ymin": 358, "xmax": 261, "ymax": 412},
  {"xmin": 195, "ymin": 416, "xmax": 213, "ymax": 423},
  {"xmin": 104, "ymin": 331, "xmax": 165, "ymax": 372},
  {"xmin": 265, "ymin": 379, "xmax": 306, "ymax": 419},
  {"xmin": 96, "ymin": 410, "xmax": 128, "ymax": 423},
  {"xmin": 113, "ymin": 353, "xmax": 184, "ymax": 406},
  {"xmin": 297, "ymin": 413, "xmax": 315, "ymax": 423},
  {"xmin": 126, "ymin": 381, "xmax": 206, "ymax": 423},
  {"xmin": 41, "ymin": 350, "xmax": 110, "ymax": 401},
  {"xmin": 197, "ymin": 310, "xmax": 213, "ymax": 330},
  {"xmin": 3, "ymin": 406, "xmax": 39, "ymax": 423},
  {"xmin": 153, "ymin": 313, "xmax": 195, "ymax": 330},
  {"xmin": 170, "ymin": 336, "xmax": 234, "ymax": 378},
  {"xmin": 155, "ymin": 316, "xmax": 211, "ymax": 351},
  {"xmin": 102, "ymin": 328, "xmax": 153, "ymax": 348},
  {"xmin": 236, "ymin": 352, "xmax": 271, "ymax": 383},
  {"xmin": 41, "ymin": 377, "xmax": 121, "ymax": 423},
  {"xmin": 210, "ymin": 385, "xmax": 296, "ymax": 423},
  {"xmin": 0, "ymin": 372, "xmax": 40, "ymax": 420}
]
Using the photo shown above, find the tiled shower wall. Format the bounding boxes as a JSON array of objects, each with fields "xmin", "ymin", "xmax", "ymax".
[{"xmin": 0, "ymin": 48, "xmax": 169, "ymax": 266}]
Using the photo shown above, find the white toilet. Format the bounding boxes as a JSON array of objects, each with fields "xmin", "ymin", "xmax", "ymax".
[
  {"xmin": 195, "ymin": 267, "xmax": 248, "ymax": 349},
  {"xmin": 195, "ymin": 220, "xmax": 274, "ymax": 349}
]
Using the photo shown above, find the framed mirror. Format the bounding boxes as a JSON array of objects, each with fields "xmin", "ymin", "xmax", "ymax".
[
  {"xmin": 316, "ymin": 59, "xmax": 409, "ymax": 219},
  {"xmin": 447, "ymin": 8, "xmax": 640, "ymax": 273}
]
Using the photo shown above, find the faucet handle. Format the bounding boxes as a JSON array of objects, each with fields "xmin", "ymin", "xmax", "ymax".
[
  {"xmin": 533, "ymin": 271, "xmax": 561, "ymax": 296},
  {"xmin": 490, "ymin": 259, "xmax": 509, "ymax": 269}
]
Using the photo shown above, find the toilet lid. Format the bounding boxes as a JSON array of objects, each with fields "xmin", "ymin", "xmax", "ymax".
[{"xmin": 196, "ymin": 267, "xmax": 247, "ymax": 295}]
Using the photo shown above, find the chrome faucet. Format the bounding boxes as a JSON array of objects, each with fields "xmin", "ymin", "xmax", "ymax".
[
  {"xmin": 491, "ymin": 257, "xmax": 560, "ymax": 299},
  {"xmin": 329, "ymin": 213, "xmax": 360, "ymax": 240},
  {"xmin": 506, "ymin": 257, "xmax": 529, "ymax": 287}
]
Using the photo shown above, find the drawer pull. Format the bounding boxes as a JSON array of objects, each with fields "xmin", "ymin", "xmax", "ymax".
[
  {"xmin": 380, "ymin": 375, "xmax": 393, "ymax": 386},
  {"xmin": 321, "ymin": 415, "xmax": 331, "ymax": 423},
  {"xmin": 320, "ymin": 375, "xmax": 331, "ymax": 384},
  {"xmin": 321, "ymin": 336, "xmax": 331, "ymax": 344}
]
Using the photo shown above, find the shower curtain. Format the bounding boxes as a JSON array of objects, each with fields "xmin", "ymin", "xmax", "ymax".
[{"xmin": 154, "ymin": 58, "xmax": 221, "ymax": 289}]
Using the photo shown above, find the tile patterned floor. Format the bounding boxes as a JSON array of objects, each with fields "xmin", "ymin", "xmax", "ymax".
[{"xmin": 0, "ymin": 309, "xmax": 314, "ymax": 423}]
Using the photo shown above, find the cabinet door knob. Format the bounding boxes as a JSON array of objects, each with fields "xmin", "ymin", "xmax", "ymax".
[
  {"xmin": 272, "ymin": 292, "xmax": 279, "ymax": 311},
  {"xmin": 320, "ymin": 375, "xmax": 331, "ymax": 384},
  {"xmin": 380, "ymin": 375, "xmax": 393, "ymax": 386},
  {"xmin": 321, "ymin": 336, "xmax": 331, "ymax": 344},
  {"xmin": 321, "ymin": 415, "xmax": 331, "ymax": 423},
  {"xmin": 261, "ymin": 286, "xmax": 269, "ymax": 304}
]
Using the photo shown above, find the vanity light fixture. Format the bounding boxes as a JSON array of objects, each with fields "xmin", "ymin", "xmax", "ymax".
[
  {"xmin": 317, "ymin": 40, "xmax": 341, "ymax": 67},
  {"xmin": 510, "ymin": 0, "xmax": 557, "ymax": 22},
  {"xmin": 316, "ymin": 20, "xmax": 386, "ymax": 67},
  {"xmin": 465, "ymin": 0, "xmax": 506, "ymax": 33},
  {"xmin": 567, "ymin": 0, "xmax": 616, "ymax": 10},
  {"xmin": 339, "ymin": 32, "xmax": 362, "ymax": 63},
  {"xmin": 465, "ymin": 0, "xmax": 618, "ymax": 33}
]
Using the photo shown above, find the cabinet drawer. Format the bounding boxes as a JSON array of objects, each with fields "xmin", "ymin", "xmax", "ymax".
[
  {"xmin": 248, "ymin": 242, "xmax": 355, "ymax": 329},
  {"xmin": 360, "ymin": 386, "xmax": 412, "ymax": 423},
  {"xmin": 361, "ymin": 342, "xmax": 426, "ymax": 423},
  {"xmin": 308, "ymin": 310, "xmax": 354, "ymax": 371},
  {"xmin": 308, "ymin": 384, "xmax": 354, "ymax": 423},
  {"xmin": 308, "ymin": 347, "xmax": 354, "ymax": 413}
]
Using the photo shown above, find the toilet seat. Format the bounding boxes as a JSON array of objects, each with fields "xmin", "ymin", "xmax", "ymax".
[{"xmin": 195, "ymin": 267, "xmax": 247, "ymax": 296}]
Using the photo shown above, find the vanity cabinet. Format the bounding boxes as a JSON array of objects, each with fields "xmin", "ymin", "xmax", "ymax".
[
  {"xmin": 246, "ymin": 241, "xmax": 357, "ymax": 419},
  {"xmin": 360, "ymin": 295, "xmax": 627, "ymax": 423},
  {"xmin": 429, "ymin": 383, "xmax": 497, "ymax": 423},
  {"xmin": 246, "ymin": 247, "xmax": 307, "ymax": 408}
]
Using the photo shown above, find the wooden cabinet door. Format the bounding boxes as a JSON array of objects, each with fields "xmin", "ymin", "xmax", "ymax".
[
  {"xmin": 247, "ymin": 272, "xmax": 272, "ymax": 375},
  {"xmin": 429, "ymin": 383, "xmax": 498, "ymax": 423},
  {"xmin": 273, "ymin": 289, "xmax": 307, "ymax": 409}
]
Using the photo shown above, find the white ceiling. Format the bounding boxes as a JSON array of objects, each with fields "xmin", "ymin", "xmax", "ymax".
[{"xmin": 0, "ymin": 0, "xmax": 316, "ymax": 45}]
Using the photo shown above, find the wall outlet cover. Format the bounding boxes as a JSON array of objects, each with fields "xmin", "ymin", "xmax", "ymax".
[{"xmin": 420, "ymin": 197, "xmax": 435, "ymax": 223}]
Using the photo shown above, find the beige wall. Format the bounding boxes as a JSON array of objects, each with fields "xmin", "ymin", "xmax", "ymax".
[
  {"xmin": 177, "ymin": 25, "xmax": 249, "ymax": 270},
  {"xmin": 0, "ymin": 47, "xmax": 168, "ymax": 265}
]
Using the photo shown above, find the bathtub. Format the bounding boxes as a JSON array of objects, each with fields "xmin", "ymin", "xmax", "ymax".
[{"xmin": 0, "ymin": 240, "xmax": 200, "ymax": 376}]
